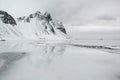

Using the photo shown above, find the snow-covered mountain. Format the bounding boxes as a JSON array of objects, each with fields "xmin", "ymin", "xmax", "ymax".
[{"xmin": 0, "ymin": 10, "xmax": 69, "ymax": 40}]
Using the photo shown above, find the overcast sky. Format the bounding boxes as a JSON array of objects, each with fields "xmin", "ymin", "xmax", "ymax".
[{"xmin": 0, "ymin": 0, "xmax": 120, "ymax": 31}]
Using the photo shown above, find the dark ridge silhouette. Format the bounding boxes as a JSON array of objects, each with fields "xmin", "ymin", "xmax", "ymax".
[{"xmin": 0, "ymin": 10, "xmax": 17, "ymax": 26}]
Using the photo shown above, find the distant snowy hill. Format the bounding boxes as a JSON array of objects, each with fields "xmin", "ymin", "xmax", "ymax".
[{"xmin": 0, "ymin": 10, "xmax": 69, "ymax": 40}]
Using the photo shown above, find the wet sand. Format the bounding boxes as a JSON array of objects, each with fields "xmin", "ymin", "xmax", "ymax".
[{"xmin": 0, "ymin": 40, "xmax": 120, "ymax": 80}]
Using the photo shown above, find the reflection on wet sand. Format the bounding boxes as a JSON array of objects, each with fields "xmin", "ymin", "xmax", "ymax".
[
  {"xmin": 0, "ymin": 41, "xmax": 120, "ymax": 80},
  {"xmin": 27, "ymin": 43, "xmax": 66, "ymax": 67},
  {"xmin": 0, "ymin": 41, "xmax": 66, "ymax": 80},
  {"xmin": 0, "ymin": 52, "xmax": 26, "ymax": 73}
]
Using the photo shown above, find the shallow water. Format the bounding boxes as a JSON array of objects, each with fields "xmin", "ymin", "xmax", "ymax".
[{"xmin": 0, "ymin": 40, "xmax": 120, "ymax": 80}]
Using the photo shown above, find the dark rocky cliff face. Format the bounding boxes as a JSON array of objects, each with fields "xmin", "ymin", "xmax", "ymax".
[{"xmin": 0, "ymin": 10, "xmax": 17, "ymax": 26}]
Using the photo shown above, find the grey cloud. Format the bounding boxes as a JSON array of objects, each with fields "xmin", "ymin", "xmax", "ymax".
[
  {"xmin": 0, "ymin": 0, "xmax": 120, "ymax": 26},
  {"xmin": 96, "ymin": 15, "xmax": 117, "ymax": 21}
]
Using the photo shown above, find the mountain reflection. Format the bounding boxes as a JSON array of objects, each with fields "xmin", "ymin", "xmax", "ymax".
[{"xmin": 0, "ymin": 41, "xmax": 66, "ymax": 74}]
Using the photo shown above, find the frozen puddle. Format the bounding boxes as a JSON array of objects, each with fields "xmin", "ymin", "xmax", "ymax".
[{"xmin": 0, "ymin": 41, "xmax": 120, "ymax": 80}]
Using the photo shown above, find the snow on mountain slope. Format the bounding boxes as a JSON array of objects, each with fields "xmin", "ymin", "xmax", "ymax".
[
  {"xmin": 0, "ymin": 20, "xmax": 22, "ymax": 40},
  {"xmin": 0, "ymin": 10, "xmax": 69, "ymax": 40},
  {"xmin": 0, "ymin": 10, "xmax": 22, "ymax": 40}
]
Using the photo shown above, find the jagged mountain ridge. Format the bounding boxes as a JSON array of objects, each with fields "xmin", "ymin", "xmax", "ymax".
[
  {"xmin": 0, "ymin": 10, "xmax": 69, "ymax": 40},
  {"xmin": 0, "ymin": 10, "xmax": 17, "ymax": 26}
]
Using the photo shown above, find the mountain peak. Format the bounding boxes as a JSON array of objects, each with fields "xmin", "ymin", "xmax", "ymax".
[
  {"xmin": 17, "ymin": 11, "xmax": 52, "ymax": 23},
  {"xmin": 0, "ymin": 10, "xmax": 69, "ymax": 40},
  {"xmin": 0, "ymin": 10, "xmax": 17, "ymax": 26}
]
